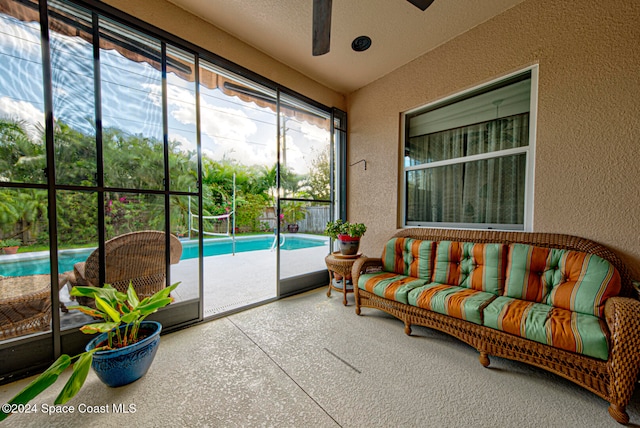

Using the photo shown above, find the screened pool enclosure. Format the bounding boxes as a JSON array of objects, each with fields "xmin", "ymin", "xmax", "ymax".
[{"xmin": 0, "ymin": 0, "xmax": 346, "ymax": 381}]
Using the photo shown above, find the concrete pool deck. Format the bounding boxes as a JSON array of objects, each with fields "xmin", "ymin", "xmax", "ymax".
[
  {"xmin": 4, "ymin": 234, "xmax": 332, "ymax": 335},
  {"xmin": 54, "ymin": 235, "xmax": 332, "ymax": 329},
  {"xmin": 169, "ymin": 242, "xmax": 331, "ymax": 317}
]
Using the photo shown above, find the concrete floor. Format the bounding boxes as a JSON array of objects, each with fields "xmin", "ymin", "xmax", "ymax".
[{"xmin": 3, "ymin": 287, "xmax": 639, "ymax": 427}]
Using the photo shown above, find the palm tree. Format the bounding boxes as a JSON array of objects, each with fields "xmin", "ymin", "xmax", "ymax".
[
  {"xmin": 0, "ymin": 118, "xmax": 46, "ymax": 183},
  {"xmin": 0, "ymin": 189, "xmax": 20, "ymax": 234},
  {"xmin": 18, "ymin": 188, "xmax": 47, "ymax": 223}
]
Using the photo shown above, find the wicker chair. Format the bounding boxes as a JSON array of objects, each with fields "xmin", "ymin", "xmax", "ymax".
[
  {"xmin": 68, "ymin": 231, "xmax": 182, "ymax": 306},
  {"xmin": 1, "ymin": 274, "xmax": 69, "ymax": 340}
]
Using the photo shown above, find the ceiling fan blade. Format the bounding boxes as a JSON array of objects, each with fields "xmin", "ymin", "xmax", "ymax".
[
  {"xmin": 312, "ymin": 0, "xmax": 332, "ymax": 56},
  {"xmin": 407, "ymin": 0, "xmax": 435, "ymax": 11}
]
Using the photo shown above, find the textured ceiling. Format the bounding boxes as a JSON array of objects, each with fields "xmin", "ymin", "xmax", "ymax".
[{"xmin": 166, "ymin": 0, "xmax": 526, "ymax": 94}]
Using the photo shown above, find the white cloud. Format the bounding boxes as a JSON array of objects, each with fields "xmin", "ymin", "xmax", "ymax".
[
  {"xmin": 299, "ymin": 120, "xmax": 330, "ymax": 144},
  {"xmin": 168, "ymin": 132, "xmax": 195, "ymax": 152},
  {"xmin": 199, "ymin": 100, "xmax": 266, "ymax": 166},
  {"xmin": 0, "ymin": 96, "xmax": 44, "ymax": 140},
  {"xmin": 282, "ymin": 135, "xmax": 308, "ymax": 174},
  {"xmin": 143, "ymin": 83, "xmax": 331, "ymax": 172},
  {"xmin": 144, "ymin": 83, "xmax": 163, "ymax": 108},
  {"xmin": 148, "ymin": 83, "xmax": 273, "ymax": 166}
]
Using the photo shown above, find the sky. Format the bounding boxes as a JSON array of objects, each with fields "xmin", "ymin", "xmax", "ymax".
[{"xmin": 0, "ymin": 10, "xmax": 330, "ymax": 175}]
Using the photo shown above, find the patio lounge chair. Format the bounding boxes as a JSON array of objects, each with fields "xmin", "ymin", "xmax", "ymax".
[{"xmin": 67, "ymin": 231, "xmax": 182, "ymax": 306}]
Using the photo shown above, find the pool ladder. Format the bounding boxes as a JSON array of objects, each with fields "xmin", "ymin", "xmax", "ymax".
[{"xmin": 270, "ymin": 234, "xmax": 286, "ymax": 251}]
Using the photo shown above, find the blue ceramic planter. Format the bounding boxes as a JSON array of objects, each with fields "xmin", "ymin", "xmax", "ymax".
[{"xmin": 85, "ymin": 320, "xmax": 162, "ymax": 388}]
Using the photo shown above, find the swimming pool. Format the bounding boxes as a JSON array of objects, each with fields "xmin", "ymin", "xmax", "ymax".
[{"xmin": 0, "ymin": 235, "xmax": 328, "ymax": 277}]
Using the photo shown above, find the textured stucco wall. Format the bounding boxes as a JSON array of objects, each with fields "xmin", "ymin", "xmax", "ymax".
[
  {"xmin": 102, "ymin": 0, "xmax": 345, "ymax": 110},
  {"xmin": 347, "ymin": 0, "xmax": 640, "ymax": 278}
]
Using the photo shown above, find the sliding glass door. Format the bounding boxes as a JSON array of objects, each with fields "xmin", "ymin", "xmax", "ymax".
[
  {"xmin": 196, "ymin": 65, "xmax": 335, "ymax": 315},
  {"xmin": 277, "ymin": 93, "xmax": 333, "ymax": 295},
  {"xmin": 197, "ymin": 61, "xmax": 279, "ymax": 316},
  {"xmin": 0, "ymin": 0, "xmax": 342, "ymax": 380}
]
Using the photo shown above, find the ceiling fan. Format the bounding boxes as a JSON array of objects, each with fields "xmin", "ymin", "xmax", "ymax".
[{"xmin": 312, "ymin": 0, "xmax": 435, "ymax": 56}]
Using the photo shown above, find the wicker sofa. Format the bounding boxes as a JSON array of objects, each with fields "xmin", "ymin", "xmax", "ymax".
[{"xmin": 352, "ymin": 228, "xmax": 640, "ymax": 424}]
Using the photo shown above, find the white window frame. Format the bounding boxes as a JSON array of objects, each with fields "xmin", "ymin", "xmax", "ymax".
[{"xmin": 401, "ymin": 65, "xmax": 538, "ymax": 231}]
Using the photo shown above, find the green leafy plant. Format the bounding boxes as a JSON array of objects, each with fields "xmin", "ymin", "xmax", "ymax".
[
  {"xmin": 324, "ymin": 220, "xmax": 367, "ymax": 239},
  {"xmin": 0, "ymin": 281, "xmax": 179, "ymax": 421},
  {"xmin": 324, "ymin": 219, "xmax": 344, "ymax": 240},
  {"xmin": 173, "ymin": 226, "xmax": 187, "ymax": 237},
  {"xmin": 0, "ymin": 238, "xmax": 21, "ymax": 248},
  {"xmin": 282, "ymin": 201, "xmax": 307, "ymax": 225},
  {"xmin": 342, "ymin": 222, "xmax": 367, "ymax": 238}
]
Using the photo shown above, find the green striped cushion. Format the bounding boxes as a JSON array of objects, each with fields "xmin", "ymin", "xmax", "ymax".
[
  {"xmin": 484, "ymin": 296, "xmax": 610, "ymax": 360},
  {"xmin": 358, "ymin": 272, "xmax": 428, "ymax": 304},
  {"xmin": 504, "ymin": 244, "xmax": 555, "ymax": 303},
  {"xmin": 432, "ymin": 241, "xmax": 506, "ymax": 295},
  {"xmin": 407, "ymin": 283, "xmax": 496, "ymax": 325},
  {"xmin": 381, "ymin": 238, "xmax": 434, "ymax": 279},
  {"xmin": 505, "ymin": 244, "xmax": 621, "ymax": 317}
]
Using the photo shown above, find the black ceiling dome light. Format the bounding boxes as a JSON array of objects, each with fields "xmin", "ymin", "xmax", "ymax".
[
  {"xmin": 312, "ymin": 0, "xmax": 435, "ymax": 56},
  {"xmin": 352, "ymin": 36, "xmax": 372, "ymax": 52}
]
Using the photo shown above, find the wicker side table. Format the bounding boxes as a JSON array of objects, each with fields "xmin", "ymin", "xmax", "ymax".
[{"xmin": 324, "ymin": 252, "xmax": 362, "ymax": 306}]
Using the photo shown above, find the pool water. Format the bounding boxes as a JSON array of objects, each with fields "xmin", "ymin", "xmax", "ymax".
[{"xmin": 0, "ymin": 235, "xmax": 328, "ymax": 277}]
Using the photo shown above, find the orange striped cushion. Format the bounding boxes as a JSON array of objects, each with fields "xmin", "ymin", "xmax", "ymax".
[
  {"xmin": 408, "ymin": 283, "xmax": 496, "ymax": 325},
  {"xmin": 505, "ymin": 244, "xmax": 621, "ymax": 317},
  {"xmin": 381, "ymin": 238, "xmax": 434, "ymax": 279},
  {"xmin": 484, "ymin": 296, "xmax": 610, "ymax": 360},
  {"xmin": 358, "ymin": 272, "xmax": 427, "ymax": 304}
]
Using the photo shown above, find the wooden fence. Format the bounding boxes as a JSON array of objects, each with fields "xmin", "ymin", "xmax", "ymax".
[{"xmin": 257, "ymin": 205, "xmax": 330, "ymax": 234}]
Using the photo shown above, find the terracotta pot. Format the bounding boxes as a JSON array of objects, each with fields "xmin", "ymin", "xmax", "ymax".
[{"xmin": 2, "ymin": 246, "xmax": 19, "ymax": 255}]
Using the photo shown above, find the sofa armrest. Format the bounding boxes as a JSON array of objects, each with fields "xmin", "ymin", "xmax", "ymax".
[
  {"xmin": 604, "ymin": 296, "xmax": 640, "ymax": 408},
  {"xmin": 352, "ymin": 257, "xmax": 383, "ymax": 288}
]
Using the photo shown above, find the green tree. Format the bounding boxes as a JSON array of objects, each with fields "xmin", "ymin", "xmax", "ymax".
[
  {"xmin": 0, "ymin": 189, "xmax": 20, "ymax": 235},
  {"xmin": 54, "ymin": 121, "xmax": 97, "ymax": 186},
  {"xmin": 56, "ymin": 191, "xmax": 98, "ymax": 247},
  {"xmin": 15, "ymin": 189, "xmax": 48, "ymax": 243},
  {"xmin": 102, "ymin": 127, "xmax": 164, "ymax": 190},
  {"xmin": 305, "ymin": 148, "xmax": 330, "ymax": 200},
  {"xmin": 0, "ymin": 118, "xmax": 45, "ymax": 183}
]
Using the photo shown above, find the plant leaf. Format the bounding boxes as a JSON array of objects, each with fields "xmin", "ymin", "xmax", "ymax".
[
  {"xmin": 65, "ymin": 305, "xmax": 105, "ymax": 319},
  {"xmin": 136, "ymin": 297, "xmax": 173, "ymax": 316},
  {"xmin": 144, "ymin": 282, "xmax": 180, "ymax": 303},
  {"xmin": 0, "ymin": 355, "xmax": 71, "ymax": 421},
  {"xmin": 163, "ymin": 282, "xmax": 180, "ymax": 296},
  {"xmin": 94, "ymin": 296, "xmax": 120, "ymax": 323},
  {"xmin": 127, "ymin": 282, "xmax": 139, "ymax": 308},
  {"xmin": 70, "ymin": 285, "xmax": 126, "ymax": 307},
  {"xmin": 121, "ymin": 310, "xmax": 140, "ymax": 324},
  {"xmin": 54, "ymin": 351, "xmax": 94, "ymax": 405},
  {"xmin": 118, "ymin": 301, "xmax": 132, "ymax": 314},
  {"xmin": 79, "ymin": 322, "xmax": 119, "ymax": 335}
]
